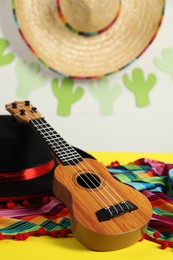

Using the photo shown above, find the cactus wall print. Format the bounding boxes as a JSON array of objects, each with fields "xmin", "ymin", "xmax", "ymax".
[
  {"xmin": 154, "ymin": 48, "xmax": 173, "ymax": 80},
  {"xmin": 88, "ymin": 78, "xmax": 122, "ymax": 115},
  {"xmin": 52, "ymin": 78, "xmax": 84, "ymax": 116},
  {"xmin": 122, "ymin": 68, "xmax": 157, "ymax": 107},
  {"xmin": 0, "ymin": 38, "xmax": 14, "ymax": 66},
  {"xmin": 15, "ymin": 59, "xmax": 47, "ymax": 99}
]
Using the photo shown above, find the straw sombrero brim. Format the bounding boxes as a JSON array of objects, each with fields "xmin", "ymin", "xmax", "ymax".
[{"xmin": 13, "ymin": 0, "xmax": 165, "ymax": 78}]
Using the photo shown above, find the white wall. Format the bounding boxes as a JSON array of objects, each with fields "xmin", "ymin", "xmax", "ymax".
[{"xmin": 0, "ymin": 0, "xmax": 173, "ymax": 153}]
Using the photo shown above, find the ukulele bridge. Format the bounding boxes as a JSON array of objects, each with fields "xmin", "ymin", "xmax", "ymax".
[{"xmin": 96, "ymin": 201, "xmax": 138, "ymax": 222}]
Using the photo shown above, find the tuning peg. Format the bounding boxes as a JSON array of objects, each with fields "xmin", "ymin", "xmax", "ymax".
[
  {"xmin": 20, "ymin": 109, "xmax": 25, "ymax": 115},
  {"xmin": 32, "ymin": 107, "xmax": 37, "ymax": 112},
  {"xmin": 12, "ymin": 102, "xmax": 17, "ymax": 108},
  {"xmin": 25, "ymin": 100, "xmax": 30, "ymax": 106}
]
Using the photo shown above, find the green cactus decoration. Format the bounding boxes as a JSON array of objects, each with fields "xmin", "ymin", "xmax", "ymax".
[
  {"xmin": 88, "ymin": 78, "xmax": 122, "ymax": 115},
  {"xmin": 15, "ymin": 59, "xmax": 47, "ymax": 99},
  {"xmin": 123, "ymin": 68, "xmax": 157, "ymax": 107},
  {"xmin": 0, "ymin": 38, "xmax": 15, "ymax": 66},
  {"xmin": 154, "ymin": 48, "xmax": 173, "ymax": 80},
  {"xmin": 52, "ymin": 78, "xmax": 84, "ymax": 116}
]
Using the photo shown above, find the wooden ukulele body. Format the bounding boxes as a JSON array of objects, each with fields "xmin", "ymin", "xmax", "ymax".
[{"xmin": 53, "ymin": 158, "xmax": 152, "ymax": 251}]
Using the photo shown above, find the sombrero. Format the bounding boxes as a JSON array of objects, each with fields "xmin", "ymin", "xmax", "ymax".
[
  {"xmin": 12, "ymin": 0, "xmax": 165, "ymax": 79},
  {"xmin": 0, "ymin": 115, "xmax": 94, "ymax": 201}
]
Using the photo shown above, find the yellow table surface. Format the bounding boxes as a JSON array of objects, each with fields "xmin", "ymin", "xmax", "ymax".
[{"xmin": 1, "ymin": 152, "xmax": 173, "ymax": 259}]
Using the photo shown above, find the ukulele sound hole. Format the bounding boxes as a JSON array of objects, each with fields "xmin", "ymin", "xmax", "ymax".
[{"xmin": 76, "ymin": 173, "xmax": 101, "ymax": 189}]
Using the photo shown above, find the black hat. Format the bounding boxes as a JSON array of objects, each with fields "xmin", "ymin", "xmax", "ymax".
[{"xmin": 0, "ymin": 115, "xmax": 94, "ymax": 201}]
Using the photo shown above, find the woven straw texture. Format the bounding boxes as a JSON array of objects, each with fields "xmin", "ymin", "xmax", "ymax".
[
  {"xmin": 60, "ymin": 0, "xmax": 119, "ymax": 32},
  {"xmin": 14, "ymin": 0, "xmax": 164, "ymax": 77}
]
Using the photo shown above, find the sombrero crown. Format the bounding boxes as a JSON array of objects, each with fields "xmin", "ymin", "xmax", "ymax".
[{"xmin": 13, "ymin": 0, "xmax": 164, "ymax": 78}]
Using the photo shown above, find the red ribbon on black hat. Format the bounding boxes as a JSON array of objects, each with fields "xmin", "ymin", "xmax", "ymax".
[{"xmin": 0, "ymin": 160, "xmax": 55, "ymax": 182}]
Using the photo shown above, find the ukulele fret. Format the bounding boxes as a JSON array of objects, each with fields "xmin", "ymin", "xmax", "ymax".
[{"xmin": 30, "ymin": 118, "xmax": 83, "ymax": 165}]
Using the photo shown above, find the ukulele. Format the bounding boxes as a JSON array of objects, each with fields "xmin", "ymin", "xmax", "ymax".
[{"xmin": 6, "ymin": 101, "xmax": 152, "ymax": 251}]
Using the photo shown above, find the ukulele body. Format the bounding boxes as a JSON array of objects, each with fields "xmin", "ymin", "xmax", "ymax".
[{"xmin": 53, "ymin": 158, "xmax": 152, "ymax": 251}]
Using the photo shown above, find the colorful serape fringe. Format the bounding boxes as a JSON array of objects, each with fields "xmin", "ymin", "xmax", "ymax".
[
  {"xmin": 0, "ymin": 196, "xmax": 71, "ymax": 240},
  {"xmin": 0, "ymin": 158, "xmax": 173, "ymax": 249}
]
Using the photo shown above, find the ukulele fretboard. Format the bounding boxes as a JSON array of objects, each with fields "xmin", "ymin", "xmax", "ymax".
[{"xmin": 29, "ymin": 118, "xmax": 83, "ymax": 165}]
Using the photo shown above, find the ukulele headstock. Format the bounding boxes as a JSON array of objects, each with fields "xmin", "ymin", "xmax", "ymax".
[{"xmin": 5, "ymin": 101, "xmax": 42, "ymax": 124}]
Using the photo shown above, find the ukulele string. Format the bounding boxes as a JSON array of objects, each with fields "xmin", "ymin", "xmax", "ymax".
[
  {"xmin": 15, "ymin": 109, "xmax": 115, "ymax": 213},
  {"xmin": 12, "ymin": 105, "xmax": 126, "ymax": 214},
  {"xmin": 12, "ymin": 103, "xmax": 129, "ymax": 214},
  {"xmin": 34, "ymin": 116, "xmax": 128, "ymax": 213},
  {"xmin": 35, "ymin": 117, "xmax": 129, "ymax": 211},
  {"xmin": 37, "ymin": 120, "xmax": 127, "ymax": 212},
  {"xmin": 33, "ymin": 117, "xmax": 120, "ymax": 213},
  {"xmin": 31, "ymin": 114, "xmax": 129, "ymax": 213}
]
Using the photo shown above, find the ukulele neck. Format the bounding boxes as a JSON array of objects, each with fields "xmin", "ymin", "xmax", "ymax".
[{"xmin": 29, "ymin": 118, "xmax": 83, "ymax": 166}]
